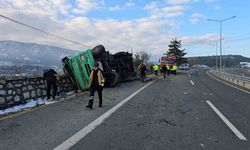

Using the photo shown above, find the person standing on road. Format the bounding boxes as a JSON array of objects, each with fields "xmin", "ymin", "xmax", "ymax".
[
  {"xmin": 138, "ymin": 62, "xmax": 147, "ymax": 82},
  {"xmin": 150, "ymin": 65, "xmax": 154, "ymax": 74},
  {"xmin": 43, "ymin": 69, "xmax": 58, "ymax": 100},
  {"xmin": 162, "ymin": 65, "xmax": 167, "ymax": 78},
  {"xmin": 172, "ymin": 64, "xmax": 178, "ymax": 75},
  {"xmin": 153, "ymin": 64, "xmax": 159, "ymax": 76},
  {"xmin": 86, "ymin": 62, "xmax": 105, "ymax": 109},
  {"xmin": 166, "ymin": 65, "xmax": 170, "ymax": 76}
]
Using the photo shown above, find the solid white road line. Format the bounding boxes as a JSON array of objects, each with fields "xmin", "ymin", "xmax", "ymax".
[
  {"xmin": 190, "ymin": 80, "xmax": 195, "ymax": 85},
  {"xmin": 206, "ymin": 100, "xmax": 247, "ymax": 141},
  {"xmin": 207, "ymin": 71, "xmax": 250, "ymax": 95},
  {"xmin": 188, "ymin": 72, "xmax": 191, "ymax": 78},
  {"xmin": 54, "ymin": 80, "xmax": 156, "ymax": 150}
]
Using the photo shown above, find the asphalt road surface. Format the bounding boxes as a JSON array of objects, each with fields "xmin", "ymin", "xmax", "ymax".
[{"xmin": 0, "ymin": 69, "xmax": 250, "ymax": 150}]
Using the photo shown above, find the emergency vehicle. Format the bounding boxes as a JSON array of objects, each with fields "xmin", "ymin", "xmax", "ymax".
[{"xmin": 160, "ymin": 55, "xmax": 176, "ymax": 69}]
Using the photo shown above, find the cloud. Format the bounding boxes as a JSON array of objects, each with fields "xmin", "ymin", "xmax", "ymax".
[
  {"xmin": 144, "ymin": 2, "xmax": 187, "ymax": 19},
  {"xmin": 0, "ymin": 0, "xmax": 59, "ymax": 19},
  {"xmin": 108, "ymin": 1, "xmax": 135, "ymax": 12},
  {"xmin": 0, "ymin": 0, "xmax": 222, "ymax": 61},
  {"xmin": 126, "ymin": 0, "xmax": 135, "ymax": 7},
  {"xmin": 0, "ymin": 0, "xmax": 177, "ymax": 57},
  {"xmin": 72, "ymin": 0, "xmax": 100, "ymax": 14},
  {"xmin": 166, "ymin": 0, "xmax": 194, "ymax": 4},
  {"xmin": 52, "ymin": 0, "xmax": 72, "ymax": 15},
  {"xmin": 181, "ymin": 33, "xmax": 219, "ymax": 46},
  {"xmin": 109, "ymin": 5, "xmax": 122, "ymax": 11},
  {"xmin": 190, "ymin": 13, "xmax": 206, "ymax": 24}
]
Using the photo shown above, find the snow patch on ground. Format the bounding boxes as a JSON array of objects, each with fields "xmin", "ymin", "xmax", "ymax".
[
  {"xmin": 0, "ymin": 98, "xmax": 56, "ymax": 115},
  {"xmin": 0, "ymin": 91, "xmax": 76, "ymax": 116},
  {"xmin": 240, "ymin": 62, "xmax": 250, "ymax": 68}
]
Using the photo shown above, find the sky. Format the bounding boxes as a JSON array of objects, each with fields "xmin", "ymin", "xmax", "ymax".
[{"xmin": 0, "ymin": 0, "xmax": 249, "ymax": 62}]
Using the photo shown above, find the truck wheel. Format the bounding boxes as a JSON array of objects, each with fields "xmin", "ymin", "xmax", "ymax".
[
  {"xmin": 92, "ymin": 45, "xmax": 106, "ymax": 58},
  {"xmin": 109, "ymin": 71, "xmax": 120, "ymax": 87}
]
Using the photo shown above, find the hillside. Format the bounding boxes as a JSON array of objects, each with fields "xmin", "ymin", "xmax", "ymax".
[
  {"xmin": 188, "ymin": 55, "xmax": 250, "ymax": 67},
  {"xmin": 0, "ymin": 40, "xmax": 78, "ymax": 69}
]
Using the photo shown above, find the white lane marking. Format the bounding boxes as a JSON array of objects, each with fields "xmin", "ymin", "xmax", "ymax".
[
  {"xmin": 190, "ymin": 80, "xmax": 195, "ymax": 85},
  {"xmin": 54, "ymin": 80, "xmax": 156, "ymax": 150},
  {"xmin": 188, "ymin": 72, "xmax": 191, "ymax": 78},
  {"xmin": 207, "ymin": 71, "xmax": 250, "ymax": 95},
  {"xmin": 206, "ymin": 100, "xmax": 247, "ymax": 141}
]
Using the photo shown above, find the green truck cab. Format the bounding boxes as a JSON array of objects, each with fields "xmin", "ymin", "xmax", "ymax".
[{"xmin": 62, "ymin": 49, "xmax": 94, "ymax": 91}]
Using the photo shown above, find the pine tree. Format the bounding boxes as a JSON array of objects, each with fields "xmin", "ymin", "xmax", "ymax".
[{"xmin": 167, "ymin": 38, "xmax": 186, "ymax": 65}]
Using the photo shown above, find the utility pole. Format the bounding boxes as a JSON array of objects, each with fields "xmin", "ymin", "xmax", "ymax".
[
  {"xmin": 207, "ymin": 16, "xmax": 236, "ymax": 71},
  {"xmin": 215, "ymin": 41, "xmax": 218, "ymax": 70}
]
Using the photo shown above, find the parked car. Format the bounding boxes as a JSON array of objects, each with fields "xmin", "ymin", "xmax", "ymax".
[{"xmin": 179, "ymin": 63, "xmax": 189, "ymax": 70}]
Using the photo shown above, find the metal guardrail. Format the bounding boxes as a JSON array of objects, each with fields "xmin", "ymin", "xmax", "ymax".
[{"xmin": 210, "ymin": 70, "xmax": 250, "ymax": 83}]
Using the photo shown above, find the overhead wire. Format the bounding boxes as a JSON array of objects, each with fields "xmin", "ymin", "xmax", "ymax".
[{"xmin": 0, "ymin": 14, "xmax": 92, "ymax": 48}]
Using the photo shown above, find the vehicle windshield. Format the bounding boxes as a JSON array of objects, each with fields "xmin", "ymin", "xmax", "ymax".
[{"xmin": 162, "ymin": 57, "xmax": 176, "ymax": 64}]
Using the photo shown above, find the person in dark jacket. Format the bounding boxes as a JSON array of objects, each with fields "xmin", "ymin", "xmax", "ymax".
[
  {"xmin": 162, "ymin": 65, "xmax": 167, "ymax": 78},
  {"xmin": 86, "ymin": 62, "xmax": 105, "ymax": 109},
  {"xmin": 138, "ymin": 62, "xmax": 147, "ymax": 82},
  {"xmin": 43, "ymin": 69, "xmax": 58, "ymax": 100}
]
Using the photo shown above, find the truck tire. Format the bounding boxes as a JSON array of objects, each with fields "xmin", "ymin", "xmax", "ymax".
[
  {"xmin": 92, "ymin": 45, "xmax": 106, "ymax": 58},
  {"xmin": 108, "ymin": 71, "xmax": 120, "ymax": 87}
]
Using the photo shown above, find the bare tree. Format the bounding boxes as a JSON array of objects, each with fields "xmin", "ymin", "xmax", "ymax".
[{"xmin": 133, "ymin": 51, "xmax": 151, "ymax": 70}]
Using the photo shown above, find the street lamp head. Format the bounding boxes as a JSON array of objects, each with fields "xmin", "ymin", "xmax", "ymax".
[
  {"xmin": 207, "ymin": 16, "xmax": 236, "ymax": 22},
  {"xmin": 222, "ymin": 16, "xmax": 236, "ymax": 22}
]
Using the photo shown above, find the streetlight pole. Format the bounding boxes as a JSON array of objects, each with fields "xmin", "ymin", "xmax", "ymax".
[
  {"xmin": 215, "ymin": 41, "xmax": 218, "ymax": 70},
  {"xmin": 209, "ymin": 40, "xmax": 218, "ymax": 70},
  {"xmin": 220, "ymin": 21, "xmax": 222, "ymax": 70},
  {"xmin": 207, "ymin": 16, "xmax": 236, "ymax": 71}
]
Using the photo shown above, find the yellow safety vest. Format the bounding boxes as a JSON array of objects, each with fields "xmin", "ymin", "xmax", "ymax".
[
  {"xmin": 173, "ymin": 65, "xmax": 178, "ymax": 70},
  {"xmin": 153, "ymin": 65, "xmax": 159, "ymax": 71}
]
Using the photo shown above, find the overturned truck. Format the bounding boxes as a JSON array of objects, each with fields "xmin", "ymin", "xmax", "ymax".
[{"xmin": 62, "ymin": 45, "xmax": 136, "ymax": 91}]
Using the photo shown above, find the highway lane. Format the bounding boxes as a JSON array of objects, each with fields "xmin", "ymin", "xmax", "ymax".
[
  {"xmin": 70, "ymin": 70, "xmax": 250, "ymax": 150},
  {"xmin": 1, "ymin": 70, "xmax": 250, "ymax": 150},
  {"xmin": 191, "ymin": 70, "xmax": 250, "ymax": 139}
]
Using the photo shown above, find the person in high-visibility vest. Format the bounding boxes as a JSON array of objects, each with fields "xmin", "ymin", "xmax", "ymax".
[
  {"xmin": 166, "ymin": 65, "xmax": 170, "ymax": 76},
  {"xmin": 86, "ymin": 62, "xmax": 105, "ymax": 109},
  {"xmin": 172, "ymin": 64, "xmax": 178, "ymax": 75},
  {"xmin": 153, "ymin": 64, "xmax": 159, "ymax": 76}
]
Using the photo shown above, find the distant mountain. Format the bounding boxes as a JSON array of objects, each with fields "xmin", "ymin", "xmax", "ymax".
[
  {"xmin": 0, "ymin": 40, "xmax": 78, "ymax": 69},
  {"xmin": 188, "ymin": 55, "xmax": 250, "ymax": 67}
]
